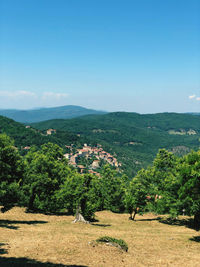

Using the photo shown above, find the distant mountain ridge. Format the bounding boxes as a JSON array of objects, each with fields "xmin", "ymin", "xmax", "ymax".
[{"xmin": 0, "ymin": 105, "xmax": 107, "ymax": 123}]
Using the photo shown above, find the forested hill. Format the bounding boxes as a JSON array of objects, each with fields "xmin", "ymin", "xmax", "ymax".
[
  {"xmin": 0, "ymin": 115, "xmax": 85, "ymax": 150},
  {"xmin": 32, "ymin": 112, "xmax": 200, "ymax": 176},
  {"xmin": 32, "ymin": 112, "xmax": 200, "ymax": 131},
  {"xmin": 0, "ymin": 105, "xmax": 107, "ymax": 123}
]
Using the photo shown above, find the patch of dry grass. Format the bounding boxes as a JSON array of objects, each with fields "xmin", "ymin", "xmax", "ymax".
[{"xmin": 0, "ymin": 207, "xmax": 200, "ymax": 266}]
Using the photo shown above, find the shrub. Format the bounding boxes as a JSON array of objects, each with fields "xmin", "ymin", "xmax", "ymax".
[{"xmin": 96, "ymin": 236, "xmax": 128, "ymax": 252}]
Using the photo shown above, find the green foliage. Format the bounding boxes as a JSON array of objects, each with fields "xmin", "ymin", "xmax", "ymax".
[
  {"xmin": 99, "ymin": 165, "xmax": 126, "ymax": 212},
  {"xmin": 127, "ymin": 148, "xmax": 200, "ymax": 228},
  {"xmin": 32, "ymin": 112, "xmax": 200, "ymax": 176},
  {"xmin": 2, "ymin": 111, "xmax": 200, "ymax": 177},
  {"xmin": 22, "ymin": 143, "xmax": 73, "ymax": 213},
  {"xmin": 124, "ymin": 149, "xmax": 180, "ymax": 220},
  {"xmin": 124, "ymin": 170, "xmax": 149, "ymax": 220},
  {"xmin": 55, "ymin": 172, "xmax": 83, "ymax": 214},
  {"xmin": 79, "ymin": 174, "xmax": 102, "ymax": 220},
  {"xmin": 177, "ymin": 151, "xmax": 200, "ymax": 228},
  {"xmin": 0, "ymin": 115, "xmax": 86, "ymax": 154},
  {"xmin": 0, "ymin": 133, "xmax": 126, "ymax": 219},
  {"xmin": 0, "ymin": 134, "xmax": 24, "ymax": 212},
  {"xmin": 3, "ymin": 113, "xmax": 200, "ymax": 229},
  {"xmin": 96, "ymin": 236, "xmax": 128, "ymax": 252},
  {"xmin": 57, "ymin": 173, "xmax": 101, "ymax": 220},
  {"xmin": 149, "ymin": 149, "xmax": 180, "ymax": 215}
]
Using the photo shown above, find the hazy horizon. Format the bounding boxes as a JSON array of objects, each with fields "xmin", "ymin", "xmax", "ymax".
[{"xmin": 1, "ymin": 104, "xmax": 200, "ymax": 115}]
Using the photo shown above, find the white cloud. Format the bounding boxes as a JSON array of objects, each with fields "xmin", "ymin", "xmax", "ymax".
[
  {"xmin": 42, "ymin": 92, "xmax": 68, "ymax": 99},
  {"xmin": 17, "ymin": 90, "xmax": 36, "ymax": 97},
  {"xmin": 0, "ymin": 90, "xmax": 69, "ymax": 109},
  {"xmin": 196, "ymin": 97, "xmax": 200, "ymax": 101},
  {"xmin": 189, "ymin": 94, "xmax": 196, "ymax": 99},
  {"xmin": 0, "ymin": 90, "xmax": 36, "ymax": 97}
]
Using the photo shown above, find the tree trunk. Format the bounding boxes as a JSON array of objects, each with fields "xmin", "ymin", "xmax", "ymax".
[
  {"xmin": 1, "ymin": 204, "xmax": 13, "ymax": 213},
  {"xmin": 73, "ymin": 206, "xmax": 89, "ymax": 223},
  {"xmin": 129, "ymin": 213, "xmax": 133, "ymax": 220},
  {"xmin": 28, "ymin": 188, "xmax": 36, "ymax": 211},
  {"xmin": 132, "ymin": 209, "xmax": 137, "ymax": 221},
  {"xmin": 194, "ymin": 213, "xmax": 200, "ymax": 230},
  {"xmin": 73, "ymin": 175, "xmax": 92, "ymax": 223}
]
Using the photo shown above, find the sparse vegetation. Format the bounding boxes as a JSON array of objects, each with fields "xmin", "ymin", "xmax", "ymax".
[{"xmin": 0, "ymin": 208, "xmax": 200, "ymax": 266}]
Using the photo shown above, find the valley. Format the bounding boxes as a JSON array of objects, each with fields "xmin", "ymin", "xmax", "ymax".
[
  {"xmin": 32, "ymin": 112, "xmax": 200, "ymax": 176},
  {"xmin": 1, "ymin": 111, "xmax": 200, "ymax": 176}
]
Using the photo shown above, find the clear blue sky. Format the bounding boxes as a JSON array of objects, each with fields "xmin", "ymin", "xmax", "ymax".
[{"xmin": 0, "ymin": 0, "xmax": 199, "ymax": 113}]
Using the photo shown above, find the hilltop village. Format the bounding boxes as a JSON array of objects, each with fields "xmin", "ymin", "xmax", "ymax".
[
  {"xmin": 63, "ymin": 143, "xmax": 121, "ymax": 175},
  {"xmin": 23, "ymin": 127, "xmax": 121, "ymax": 175}
]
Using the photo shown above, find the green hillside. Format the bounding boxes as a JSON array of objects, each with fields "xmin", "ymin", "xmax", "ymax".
[
  {"xmin": 32, "ymin": 112, "xmax": 200, "ymax": 176},
  {"xmin": 0, "ymin": 115, "xmax": 85, "ymax": 152},
  {"xmin": 1, "ymin": 112, "xmax": 200, "ymax": 177},
  {"xmin": 0, "ymin": 105, "xmax": 107, "ymax": 123}
]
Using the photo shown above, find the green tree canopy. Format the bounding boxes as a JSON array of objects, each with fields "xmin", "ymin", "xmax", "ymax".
[
  {"xmin": 100, "ymin": 165, "xmax": 126, "ymax": 212},
  {"xmin": 22, "ymin": 143, "xmax": 72, "ymax": 213},
  {"xmin": 0, "ymin": 134, "xmax": 24, "ymax": 212},
  {"xmin": 124, "ymin": 169, "xmax": 150, "ymax": 220},
  {"xmin": 150, "ymin": 149, "xmax": 179, "ymax": 216},
  {"xmin": 178, "ymin": 151, "xmax": 200, "ymax": 228},
  {"xmin": 56, "ymin": 172, "xmax": 101, "ymax": 220}
]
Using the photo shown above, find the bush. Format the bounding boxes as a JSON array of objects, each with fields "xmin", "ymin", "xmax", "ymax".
[{"xmin": 96, "ymin": 236, "xmax": 128, "ymax": 252}]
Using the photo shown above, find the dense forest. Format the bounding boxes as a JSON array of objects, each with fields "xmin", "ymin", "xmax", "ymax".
[
  {"xmin": 1, "ymin": 133, "xmax": 200, "ymax": 228},
  {"xmin": 1, "ymin": 112, "xmax": 200, "ymax": 177},
  {"xmin": 0, "ymin": 115, "xmax": 87, "ymax": 153},
  {"xmin": 32, "ymin": 112, "xmax": 200, "ymax": 176}
]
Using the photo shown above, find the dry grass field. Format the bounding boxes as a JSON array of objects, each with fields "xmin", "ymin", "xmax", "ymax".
[{"xmin": 0, "ymin": 207, "xmax": 200, "ymax": 267}]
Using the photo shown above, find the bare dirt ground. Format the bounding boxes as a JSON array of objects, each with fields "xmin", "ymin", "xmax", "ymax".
[{"xmin": 0, "ymin": 207, "xmax": 200, "ymax": 267}]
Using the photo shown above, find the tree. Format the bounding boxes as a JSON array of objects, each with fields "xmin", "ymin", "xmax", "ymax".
[
  {"xmin": 74, "ymin": 173, "xmax": 98, "ymax": 222},
  {"xmin": 22, "ymin": 142, "xmax": 101, "ymax": 221},
  {"xmin": 0, "ymin": 134, "xmax": 23, "ymax": 212},
  {"xmin": 150, "ymin": 149, "xmax": 179, "ymax": 216},
  {"xmin": 124, "ymin": 169, "xmax": 149, "ymax": 220},
  {"xmin": 22, "ymin": 143, "xmax": 72, "ymax": 213},
  {"xmin": 58, "ymin": 165, "xmax": 127, "ymax": 222},
  {"xmin": 178, "ymin": 151, "xmax": 200, "ymax": 229},
  {"xmin": 100, "ymin": 165, "xmax": 126, "ymax": 212},
  {"xmin": 57, "ymin": 173, "xmax": 101, "ymax": 222}
]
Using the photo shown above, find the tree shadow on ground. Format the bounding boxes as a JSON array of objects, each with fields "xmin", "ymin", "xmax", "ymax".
[
  {"xmin": 0, "ymin": 257, "xmax": 88, "ymax": 267},
  {"xmin": 26, "ymin": 210, "xmax": 100, "ymax": 222},
  {"xmin": 0, "ymin": 243, "xmax": 7, "ymax": 255},
  {"xmin": 25, "ymin": 209, "xmax": 71, "ymax": 217},
  {"xmin": 91, "ymin": 223, "xmax": 111, "ymax": 227},
  {"xmin": 0, "ymin": 220, "xmax": 47, "ymax": 230},
  {"xmin": 89, "ymin": 218, "xmax": 99, "ymax": 223},
  {"xmin": 158, "ymin": 217, "xmax": 199, "ymax": 231},
  {"xmin": 189, "ymin": 236, "xmax": 200, "ymax": 242},
  {"xmin": 135, "ymin": 217, "xmax": 161, "ymax": 222}
]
